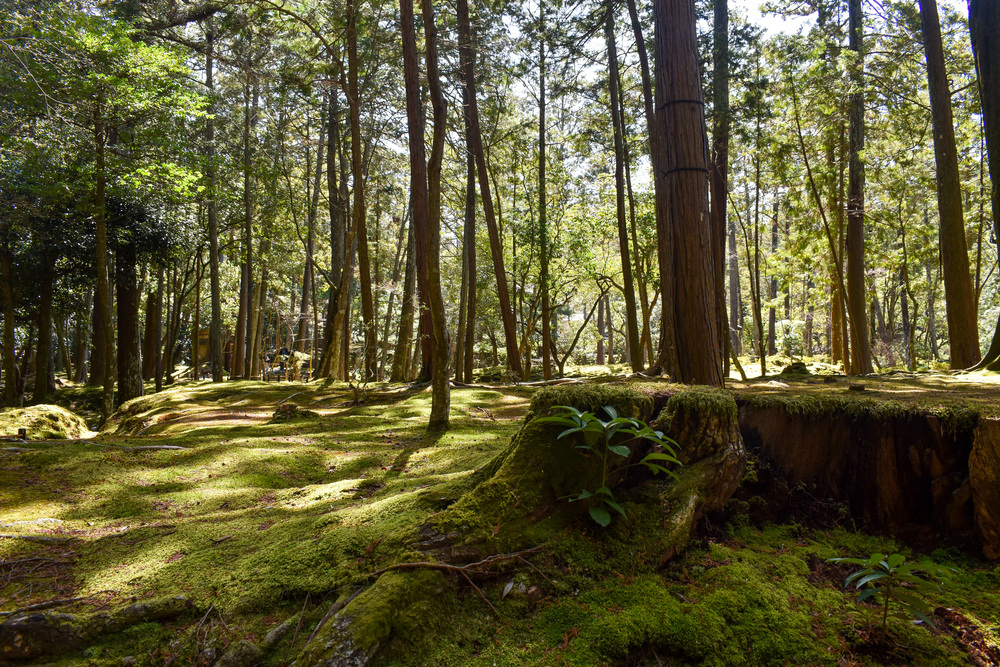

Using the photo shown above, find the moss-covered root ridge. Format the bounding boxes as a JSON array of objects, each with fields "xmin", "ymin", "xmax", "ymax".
[
  {"xmin": 294, "ymin": 570, "xmax": 449, "ymax": 667},
  {"xmin": 0, "ymin": 595, "xmax": 193, "ymax": 661}
]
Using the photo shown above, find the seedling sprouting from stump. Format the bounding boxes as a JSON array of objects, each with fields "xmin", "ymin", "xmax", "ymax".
[{"xmin": 537, "ymin": 405, "xmax": 681, "ymax": 526}]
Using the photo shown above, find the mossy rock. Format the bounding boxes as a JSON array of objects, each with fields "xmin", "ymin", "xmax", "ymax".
[{"xmin": 0, "ymin": 404, "xmax": 93, "ymax": 440}]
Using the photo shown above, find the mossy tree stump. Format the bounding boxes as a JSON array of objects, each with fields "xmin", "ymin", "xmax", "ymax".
[{"xmin": 294, "ymin": 385, "xmax": 746, "ymax": 667}]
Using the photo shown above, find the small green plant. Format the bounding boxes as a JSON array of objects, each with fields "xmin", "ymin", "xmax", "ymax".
[
  {"xmin": 829, "ymin": 552, "xmax": 956, "ymax": 637},
  {"xmin": 537, "ymin": 404, "xmax": 681, "ymax": 526}
]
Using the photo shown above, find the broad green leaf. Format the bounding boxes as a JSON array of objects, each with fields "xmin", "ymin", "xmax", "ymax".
[
  {"xmin": 608, "ymin": 444, "xmax": 631, "ymax": 457},
  {"xmin": 603, "ymin": 498, "xmax": 627, "ymax": 517},
  {"xmin": 855, "ymin": 572, "xmax": 887, "ymax": 588},
  {"xmin": 855, "ymin": 588, "xmax": 879, "ymax": 603},
  {"xmin": 603, "ymin": 405, "xmax": 618, "ymax": 419},
  {"xmin": 589, "ymin": 506, "xmax": 611, "ymax": 526},
  {"xmin": 886, "ymin": 553, "xmax": 906, "ymax": 569},
  {"xmin": 595, "ymin": 486, "xmax": 614, "ymax": 497}
]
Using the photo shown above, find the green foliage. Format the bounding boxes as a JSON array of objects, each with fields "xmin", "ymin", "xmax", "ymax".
[
  {"xmin": 830, "ymin": 552, "xmax": 957, "ymax": 636},
  {"xmin": 537, "ymin": 404, "xmax": 680, "ymax": 526}
]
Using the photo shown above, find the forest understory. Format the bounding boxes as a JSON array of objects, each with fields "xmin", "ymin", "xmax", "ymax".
[{"xmin": 0, "ymin": 369, "xmax": 999, "ymax": 666}]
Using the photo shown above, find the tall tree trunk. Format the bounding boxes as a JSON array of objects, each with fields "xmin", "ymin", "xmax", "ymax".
[
  {"xmin": 74, "ymin": 289, "xmax": 91, "ymax": 383},
  {"xmin": 457, "ymin": 2, "xmax": 523, "ymax": 380},
  {"xmin": 419, "ymin": 0, "xmax": 451, "ymax": 426},
  {"xmin": 627, "ymin": 0, "xmax": 677, "ymax": 377},
  {"xmin": 206, "ymin": 31, "xmax": 224, "ymax": 382},
  {"xmin": 234, "ymin": 75, "xmax": 251, "ymax": 380},
  {"xmin": 711, "ymin": 0, "xmax": 730, "ymax": 376},
  {"xmin": 727, "ymin": 214, "xmax": 742, "ymax": 355},
  {"xmin": 768, "ymin": 205, "xmax": 777, "ymax": 356},
  {"xmin": 456, "ymin": 0, "xmax": 480, "ymax": 383},
  {"xmin": 115, "ymin": 246, "xmax": 143, "ymax": 404},
  {"xmin": 846, "ymin": 0, "xmax": 873, "ymax": 374},
  {"xmin": 33, "ymin": 253, "xmax": 54, "ymax": 404},
  {"xmin": 0, "ymin": 252, "xmax": 16, "ymax": 407},
  {"xmin": 93, "ymin": 104, "xmax": 115, "ymax": 424},
  {"xmin": 970, "ymin": 0, "xmax": 1000, "ymax": 369},
  {"xmin": 193, "ymin": 250, "xmax": 202, "ymax": 380},
  {"xmin": 654, "ymin": 0, "xmax": 722, "ymax": 385},
  {"xmin": 539, "ymin": 1, "xmax": 552, "ymax": 380},
  {"xmin": 380, "ymin": 213, "xmax": 409, "ymax": 380},
  {"xmin": 606, "ymin": 7, "xmax": 642, "ymax": 373},
  {"xmin": 920, "ymin": 0, "xmax": 981, "ymax": 368},
  {"xmin": 390, "ymin": 219, "xmax": 416, "ymax": 382}
]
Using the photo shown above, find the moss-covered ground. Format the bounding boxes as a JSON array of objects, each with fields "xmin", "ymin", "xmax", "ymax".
[{"xmin": 1, "ymin": 375, "xmax": 999, "ymax": 666}]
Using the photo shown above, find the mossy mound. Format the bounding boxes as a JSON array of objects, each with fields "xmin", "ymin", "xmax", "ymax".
[{"xmin": 0, "ymin": 404, "xmax": 93, "ymax": 440}]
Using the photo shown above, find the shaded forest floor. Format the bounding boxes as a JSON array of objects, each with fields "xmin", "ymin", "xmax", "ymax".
[{"xmin": 1, "ymin": 372, "xmax": 999, "ymax": 665}]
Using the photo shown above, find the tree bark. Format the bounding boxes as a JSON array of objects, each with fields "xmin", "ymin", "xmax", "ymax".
[
  {"xmin": 710, "ymin": 0, "xmax": 730, "ymax": 376},
  {"xmin": 93, "ymin": 104, "xmax": 115, "ymax": 425},
  {"xmin": 33, "ymin": 252, "xmax": 54, "ymax": 404},
  {"xmin": 653, "ymin": 0, "xmax": 723, "ymax": 385},
  {"xmin": 390, "ymin": 219, "xmax": 415, "ymax": 382},
  {"xmin": 970, "ymin": 0, "xmax": 1000, "ymax": 370},
  {"xmin": 539, "ymin": 1, "xmax": 552, "ymax": 380},
  {"xmin": 846, "ymin": 0, "xmax": 873, "ymax": 374},
  {"xmin": 920, "ymin": 0, "xmax": 981, "ymax": 368},
  {"xmin": 606, "ymin": 7, "xmax": 642, "ymax": 373},
  {"xmin": 115, "ymin": 244, "xmax": 143, "ymax": 405},
  {"xmin": 205, "ymin": 30, "xmax": 224, "ymax": 382}
]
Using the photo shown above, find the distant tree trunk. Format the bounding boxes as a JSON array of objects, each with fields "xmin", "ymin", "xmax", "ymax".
[
  {"xmin": 33, "ymin": 252, "xmax": 54, "ymax": 404},
  {"xmin": 455, "ymin": 133, "xmax": 473, "ymax": 381},
  {"xmin": 920, "ymin": 0, "xmax": 981, "ymax": 368},
  {"xmin": 0, "ymin": 251, "xmax": 16, "ymax": 407},
  {"xmin": 192, "ymin": 250, "xmax": 202, "ymax": 380},
  {"xmin": 390, "ymin": 219, "xmax": 416, "ymax": 382},
  {"xmin": 456, "ymin": 0, "xmax": 479, "ymax": 383},
  {"xmin": 927, "ymin": 261, "xmax": 941, "ymax": 360},
  {"xmin": 234, "ymin": 75, "xmax": 251, "ymax": 380},
  {"xmin": 539, "ymin": 1, "xmax": 552, "ymax": 380},
  {"xmin": 205, "ymin": 31, "xmax": 224, "ymax": 382},
  {"xmin": 74, "ymin": 289, "xmax": 91, "ymax": 383},
  {"xmin": 93, "ymin": 104, "xmax": 115, "ymax": 424},
  {"xmin": 154, "ymin": 266, "xmax": 164, "ymax": 392},
  {"xmin": 970, "ymin": 0, "xmax": 1000, "ymax": 370},
  {"xmin": 768, "ymin": 205, "xmax": 777, "ymax": 356},
  {"xmin": 596, "ymin": 296, "xmax": 606, "ymax": 365},
  {"xmin": 115, "ymin": 245, "xmax": 143, "ymax": 405},
  {"xmin": 711, "ymin": 0, "xmax": 730, "ymax": 375},
  {"xmin": 458, "ymin": 2, "xmax": 522, "ymax": 380},
  {"xmin": 627, "ymin": 0, "xmax": 677, "ymax": 377},
  {"xmin": 141, "ymin": 289, "xmax": 157, "ymax": 380},
  {"xmin": 418, "ymin": 0, "xmax": 451, "ymax": 426},
  {"xmin": 606, "ymin": 8, "xmax": 642, "ymax": 373},
  {"xmin": 846, "ymin": 0, "xmax": 873, "ymax": 374},
  {"xmin": 727, "ymin": 215, "xmax": 742, "ymax": 355}
]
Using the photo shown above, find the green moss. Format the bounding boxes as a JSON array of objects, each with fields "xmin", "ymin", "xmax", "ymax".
[
  {"xmin": 527, "ymin": 384, "xmax": 654, "ymax": 422},
  {"xmin": 736, "ymin": 391, "xmax": 981, "ymax": 436},
  {"xmin": 656, "ymin": 385, "xmax": 739, "ymax": 427},
  {"xmin": 0, "ymin": 404, "xmax": 93, "ymax": 439}
]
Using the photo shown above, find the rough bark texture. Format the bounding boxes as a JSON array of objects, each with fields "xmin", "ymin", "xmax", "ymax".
[
  {"xmin": 970, "ymin": 0, "xmax": 1000, "ymax": 370},
  {"xmin": 846, "ymin": 0, "xmax": 873, "ymax": 374},
  {"xmin": 970, "ymin": 420, "xmax": 1000, "ymax": 559},
  {"xmin": 710, "ymin": 0, "xmax": 730, "ymax": 375},
  {"xmin": 654, "ymin": 0, "xmax": 723, "ymax": 385},
  {"xmin": 738, "ymin": 401, "xmax": 978, "ymax": 548},
  {"xmin": 920, "ymin": 0, "xmax": 981, "ymax": 369},
  {"xmin": 607, "ymin": 9, "xmax": 642, "ymax": 374},
  {"xmin": 115, "ymin": 245, "xmax": 144, "ymax": 405},
  {"xmin": 206, "ymin": 31, "xmax": 225, "ymax": 382}
]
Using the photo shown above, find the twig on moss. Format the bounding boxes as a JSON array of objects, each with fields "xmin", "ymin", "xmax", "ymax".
[
  {"xmin": 164, "ymin": 604, "xmax": 213, "ymax": 667},
  {"xmin": 460, "ymin": 570, "xmax": 497, "ymax": 615},
  {"xmin": 0, "ymin": 596, "xmax": 88, "ymax": 617},
  {"xmin": 291, "ymin": 591, "xmax": 310, "ymax": 647}
]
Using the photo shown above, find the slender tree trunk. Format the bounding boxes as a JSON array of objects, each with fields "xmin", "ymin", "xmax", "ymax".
[
  {"xmin": 115, "ymin": 245, "xmax": 143, "ymax": 404},
  {"xmin": 234, "ymin": 76, "xmax": 250, "ymax": 380},
  {"xmin": 380, "ymin": 213, "xmax": 408, "ymax": 380},
  {"xmin": 458, "ymin": 3, "xmax": 522, "ymax": 380},
  {"xmin": 920, "ymin": 0, "xmax": 981, "ymax": 368},
  {"xmin": 627, "ymin": 0, "xmax": 677, "ymax": 376},
  {"xmin": 846, "ymin": 0, "xmax": 873, "ymax": 374},
  {"xmin": 539, "ymin": 1, "xmax": 552, "ymax": 380},
  {"xmin": 74, "ymin": 289, "xmax": 91, "ymax": 383},
  {"xmin": 0, "ymin": 252, "xmax": 16, "ymax": 407},
  {"xmin": 711, "ymin": 0, "xmax": 730, "ymax": 376},
  {"xmin": 93, "ymin": 104, "xmax": 115, "ymax": 424},
  {"xmin": 606, "ymin": 7, "xmax": 642, "ymax": 373},
  {"xmin": 727, "ymin": 214, "xmax": 742, "ymax": 355},
  {"xmin": 768, "ymin": 205, "xmax": 777, "ymax": 356},
  {"xmin": 970, "ymin": 0, "xmax": 1000, "ymax": 369},
  {"xmin": 154, "ymin": 265, "xmax": 164, "ymax": 392},
  {"xmin": 193, "ymin": 250, "xmax": 202, "ymax": 380},
  {"xmin": 33, "ymin": 253, "xmax": 54, "ymax": 404},
  {"xmin": 205, "ymin": 31, "xmax": 224, "ymax": 382},
  {"xmin": 390, "ymin": 218, "xmax": 416, "ymax": 382}
]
